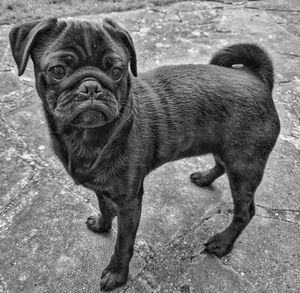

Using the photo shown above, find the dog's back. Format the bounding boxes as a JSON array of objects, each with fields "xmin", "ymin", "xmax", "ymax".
[{"xmin": 131, "ymin": 44, "xmax": 280, "ymax": 168}]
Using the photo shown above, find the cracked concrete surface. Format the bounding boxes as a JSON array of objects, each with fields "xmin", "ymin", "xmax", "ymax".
[{"xmin": 0, "ymin": 0, "xmax": 300, "ymax": 292}]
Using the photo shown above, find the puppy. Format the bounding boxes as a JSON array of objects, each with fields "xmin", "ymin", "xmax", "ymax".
[{"xmin": 9, "ymin": 18, "xmax": 280, "ymax": 291}]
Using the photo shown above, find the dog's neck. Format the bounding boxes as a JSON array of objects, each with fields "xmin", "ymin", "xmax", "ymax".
[
  {"xmin": 43, "ymin": 92, "xmax": 135, "ymax": 184},
  {"xmin": 60, "ymin": 121, "xmax": 116, "ymax": 158}
]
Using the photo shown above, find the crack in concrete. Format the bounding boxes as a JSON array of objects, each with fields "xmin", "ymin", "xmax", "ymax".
[
  {"xmin": 0, "ymin": 69, "xmax": 11, "ymax": 72},
  {"xmin": 216, "ymin": 258, "xmax": 257, "ymax": 291},
  {"xmin": 0, "ymin": 44, "xmax": 10, "ymax": 66},
  {"xmin": 0, "ymin": 114, "xmax": 60, "ymax": 173},
  {"xmin": 0, "ymin": 172, "xmax": 42, "ymax": 233},
  {"xmin": 122, "ymin": 235, "xmax": 164, "ymax": 292},
  {"xmin": 165, "ymin": 214, "xmax": 215, "ymax": 248},
  {"xmin": 1, "ymin": 116, "xmax": 96, "ymax": 222},
  {"xmin": 256, "ymin": 204, "xmax": 300, "ymax": 224},
  {"xmin": 121, "ymin": 246, "xmax": 149, "ymax": 292},
  {"xmin": 1, "ymin": 2, "xmax": 299, "ymax": 292},
  {"xmin": 1, "ymin": 107, "xmax": 105, "ymax": 222},
  {"xmin": 136, "ymin": 238, "xmax": 156, "ymax": 259},
  {"xmin": 148, "ymin": 7, "xmax": 168, "ymax": 15},
  {"xmin": 256, "ymin": 214, "xmax": 298, "ymax": 224},
  {"xmin": 278, "ymin": 80, "xmax": 293, "ymax": 84},
  {"xmin": 257, "ymin": 204, "xmax": 300, "ymax": 214},
  {"xmin": 0, "ymin": 173, "xmax": 35, "ymax": 218},
  {"xmin": 208, "ymin": 0, "xmax": 259, "ymax": 6},
  {"xmin": 122, "ymin": 212, "xmax": 217, "ymax": 292},
  {"xmin": 122, "ymin": 261, "xmax": 148, "ymax": 293},
  {"xmin": 245, "ymin": 6, "xmax": 300, "ymax": 13},
  {"xmin": 207, "ymin": 0, "xmax": 233, "ymax": 4},
  {"xmin": 279, "ymin": 52, "xmax": 300, "ymax": 58},
  {"xmin": 0, "ymin": 116, "xmax": 27, "ymax": 148},
  {"xmin": 0, "ymin": 90, "xmax": 22, "ymax": 101},
  {"xmin": 128, "ymin": 200, "xmax": 300, "ymax": 289}
]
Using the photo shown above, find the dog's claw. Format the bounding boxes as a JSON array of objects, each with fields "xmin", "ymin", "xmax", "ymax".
[
  {"xmin": 204, "ymin": 232, "xmax": 234, "ymax": 257},
  {"xmin": 86, "ymin": 214, "xmax": 111, "ymax": 233},
  {"xmin": 190, "ymin": 171, "xmax": 213, "ymax": 187},
  {"xmin": 200, "ymin": 248, "xmax": 207, "ymax": 254},
  {"xmin": 100, "ymin": 267, "xmax": 128, "ymax": 291}
]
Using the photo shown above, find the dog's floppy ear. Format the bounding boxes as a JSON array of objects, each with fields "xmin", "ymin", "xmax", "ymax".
[
  {"xmin": 9, "ymin": 18, "xmax": 57, "ymax": 76},
  {"xmin": 103, "ymin": 18, "xmax": 137, "ymax": 77}
]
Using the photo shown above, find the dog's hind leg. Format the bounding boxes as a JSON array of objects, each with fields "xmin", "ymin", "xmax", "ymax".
[
  {"xmin": 204, "ymin": 156, "xmax": 265, "ymax": 256},
  {"xmin": 190, "ymin": 154, "xmax": 225, "ymax": 187},
  {"xmin": 86, "ymin": 192, "xmax": 117, "ymax": 233}
]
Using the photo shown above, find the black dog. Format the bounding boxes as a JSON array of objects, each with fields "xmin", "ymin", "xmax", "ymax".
[{"xmin": 9, "ymin": 18, "xmax": 280, "ymax": 291}]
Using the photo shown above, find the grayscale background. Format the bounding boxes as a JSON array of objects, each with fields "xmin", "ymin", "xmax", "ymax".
[{"xmin": 0, "ymin": 0, "xmax": 299, "ymax": 292}]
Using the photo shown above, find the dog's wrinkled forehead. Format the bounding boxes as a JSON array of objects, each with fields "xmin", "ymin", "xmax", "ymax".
[
  {"xmin": 41, "ymin": 21, "xmax": 124, "ymax": 65},
  {"xmin": 9, "ymin": 17, "xmax": 137, "ymax": 77},
  {"xmin": 55, "ymin": 21, "xmax": 108, "ymax": 53}
]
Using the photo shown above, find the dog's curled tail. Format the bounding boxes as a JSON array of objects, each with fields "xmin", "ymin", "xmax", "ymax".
[{"xmin": 210, "ymin": 43, "xmax": 274, "ymax": 92}]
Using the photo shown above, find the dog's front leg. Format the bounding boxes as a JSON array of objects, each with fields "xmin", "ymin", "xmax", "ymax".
[
  {"xmin": 86, "ymin": 192, "xmax": 117, "ymax": 233},
  {"xmin": 100, "ymin": 188, "xmax": 143, "ymax": 291}
]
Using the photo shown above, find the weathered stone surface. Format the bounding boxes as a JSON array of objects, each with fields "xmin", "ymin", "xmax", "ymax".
[
  {"xmin": 0, "ymin": 71, "xmax": 22, "ymax": 95},
  {"xmin": 0, "ymin": 1, "xmax": 299, "ymax": 292},
  {"xmin": 0, "ymin": 117, "xmax": 35, "ymax": 215},
  {"xmin": 226, "ymin": 214, "xmax": 300, "ymax": 293},
  {"xmin": 128, "ymin": 208, "xmax": 300, "ymax": 293},
  {"xmin": 0, "ymin": 26, "xmax": 11, "ymax": 66},
  {"xmin": 139, "ymin": 156, "xmax": 226, "ymax": 251},
  {"xmin": 0, "ymin": 172, "xmax": 144, "ymax": 293}
]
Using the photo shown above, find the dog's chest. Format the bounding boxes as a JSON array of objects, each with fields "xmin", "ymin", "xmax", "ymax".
[
  {"xmin": 68, "ymin": 153, "xmax": 96, "ymax": 188},
  {"xmin": 62, "ymin": 133, "xmax": 100, "ymax": 188}
]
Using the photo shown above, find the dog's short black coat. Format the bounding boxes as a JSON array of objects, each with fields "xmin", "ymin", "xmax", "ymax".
[{"xmin": 9, "ymin": 18, "xmax": 280, "ymax": 291}]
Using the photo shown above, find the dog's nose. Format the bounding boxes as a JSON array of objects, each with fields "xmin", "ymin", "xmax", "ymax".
[{"xmin": 78, "ymin": 80, "xmax": 102, "ymax": 96}]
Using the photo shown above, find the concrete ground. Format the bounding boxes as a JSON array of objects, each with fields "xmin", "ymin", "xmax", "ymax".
[{"xmin": 0, "ymin": 0, "xmax": 299, "ymax": 292}]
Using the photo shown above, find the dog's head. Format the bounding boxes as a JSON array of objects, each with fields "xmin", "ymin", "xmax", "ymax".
[{"xmin": 9, "ymin": 18, "xmax": 137, "ymax": 128}]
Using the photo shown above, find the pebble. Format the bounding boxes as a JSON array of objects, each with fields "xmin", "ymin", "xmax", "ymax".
[{"xmin": 155, "ymin": 43, "xmax": 164, "ymax": 48}]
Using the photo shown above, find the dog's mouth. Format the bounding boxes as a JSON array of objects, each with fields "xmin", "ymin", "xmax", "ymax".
[
  {"xmin": 70, "ymin": 108, "xmax": 108, "ymax": 128},
  {"xmin": 54, "ymin": 92, "xmax": 120, "ymax": 128}
]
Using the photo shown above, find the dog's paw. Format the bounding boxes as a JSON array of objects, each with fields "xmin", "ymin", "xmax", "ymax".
[
  {"xmin": 190, "ymin": 171, "xmax": 213, "ymax": 187},
  {"xmin": 86, "ymin": 214, "xmax": 111, "ymax": 233},
  {"xmin": 100, "ymin": 266, "xmax": 128, "ymax": 291},
  {"xmin": 204, "ymin": 231, "xmax": 234, "ymax": 257}
]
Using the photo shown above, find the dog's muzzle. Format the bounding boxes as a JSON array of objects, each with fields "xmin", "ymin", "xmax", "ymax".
[
  {"xmin": 75, "ymin": 79, "xmax": 103, "ymax": 102},
  {"xmin": 68, "ymin": 79, "xmax": 118, "ymax": 128}
]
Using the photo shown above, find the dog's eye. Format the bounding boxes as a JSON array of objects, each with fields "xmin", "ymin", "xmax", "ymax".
[
  {"xmin": 49, "ymin": 65, "xmax": 66, "ymax": 80},
  {"xmin": 110, "ymin": 67, "xmax": 123, "ymax": 81}
]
